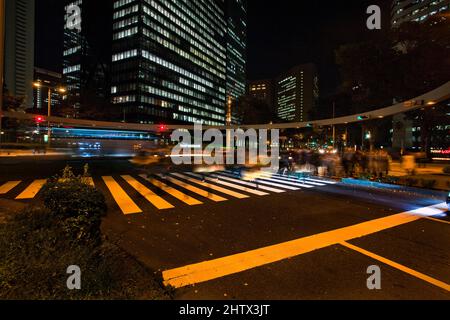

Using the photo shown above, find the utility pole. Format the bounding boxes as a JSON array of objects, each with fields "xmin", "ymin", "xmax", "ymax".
[
  {"xmin": 226, "ymin": 96, "xmax": 232, "ymax": 126},
  {"xmin": 33, "ymin": 82, "xmax": 66, "ymax": 146},
  {"xmin": 332, "ymin": 101, "xmax": 336, "ymax": 149},
  {"xmin": 226, "ymin": 96, "xmax": 232, "ymax": 149},
  {"xmin": 0, "ymin": 0, "xmax": 5, "ymax": 144},
  {"xmin": 47, "ymin": 88, "xmax": 52, "ymax": 146}
]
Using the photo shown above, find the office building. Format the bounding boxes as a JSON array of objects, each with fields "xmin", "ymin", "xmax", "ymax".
[
  {"xmin": 4, "ymin": 0, "xmax": 35, "ymax": 108},
  {"xmin": 111, "ymin": 0, "xmax": 242, "ymax": 126},
  {"xmin": 392, "ymin": 0, "xmax": 450, "ymax": 26},
  {"xmin": 276, "ymin": 64, "xmax": 319, "ymax": 123},
  {"xmin": 226, "ymin": 0, "xmax": 247, "ymax": 101},
  {"xmin": 63, "ymin": 0, "xmax": 84, "ymax": 111},
  {"xmin": 248, "ymin": 79, "xmax": 275, "ymax": 112},
  {"xmin": 33, "ymin": 67, "xmax": 64, "ymax": 110},
  {"xmin": 63, "ymin": 0, "xmax": 112, "ymax": 115}
]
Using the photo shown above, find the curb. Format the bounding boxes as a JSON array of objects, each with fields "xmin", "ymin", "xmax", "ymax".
[{"xmin": 341, "ymin": 178, "xmax": 448, "ymax": 198}]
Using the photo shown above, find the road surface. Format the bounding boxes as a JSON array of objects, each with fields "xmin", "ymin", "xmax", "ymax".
[{"xmin": 0, "ymin": 157, "xmax": 449, "ymax": 300}]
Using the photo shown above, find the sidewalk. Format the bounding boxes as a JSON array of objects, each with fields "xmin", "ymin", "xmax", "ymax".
[
  {"xmin": 389, "ymin": 161, "xmax": 447, "ymax": 177},
  {"xmin": 0, "ymin": 149, "xmax": 68, "ymax": 157}
]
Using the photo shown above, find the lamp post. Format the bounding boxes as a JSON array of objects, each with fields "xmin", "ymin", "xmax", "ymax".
[
  {"xmin": 332, "ymin": 101, "xmax": 336, "ymax": 149},
  {"xmin": 226, "ymin": 96, "xmax": 232, "ymax": 149},
  {"xmin": 33, "ymin": 82, "xmax": 66, "ymax": 146},
  {"xmin": 0, "ymin": 0, "xmax": 5, "ymax": 144}
]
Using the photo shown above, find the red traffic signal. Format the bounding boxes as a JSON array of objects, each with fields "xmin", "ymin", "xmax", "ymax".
[
  {"xmin": 158, "ymin": 124, "xmax": 168, "ymax": 132},
  {"xmin": 35, "ymin": 116, "xmax": 45, "ymax": 123}
]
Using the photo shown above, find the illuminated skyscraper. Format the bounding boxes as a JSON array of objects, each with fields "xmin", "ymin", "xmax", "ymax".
[
  {"xmin": 4, "ymin": 0, "xmax": 35, "ymax": 108},
  {"xmin": 276, "ymin": 64, "xmax": 319, "ymax": 123},
  {"xmin": 33, "ymin": 67, "xmax": 63, "ymax": 110},
  {"xmin": 111, "ymin": 0, "xmax": 245, "ymax": 125},
  {"xmin": 392, "ymin": 0, "xmax": 450, "ymax": 26},
  {"xmin": 63, "ymin": 0, "xmax": 85, "ymax": 112},
  {"xmin": 63, "ymin": 0, "xmax": 112, "ymax": 116},
  {"xmin": 226, "ymin": 0, "xmax": 247, "ymax": 101}
]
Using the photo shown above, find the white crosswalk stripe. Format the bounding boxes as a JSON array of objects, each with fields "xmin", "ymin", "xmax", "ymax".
[
  {"xmin": 224, "ymin": 171, "xmax": 300, "ymax": 191},
  {"xmin": 209, "ymin": 173, "xmax": 285, "ymax": 194},
  {"xmin": 139, "ymin": 174, "xmax": 203, "ymax": 206},
  {"xmin": 184, "ymin": 172, "xmax": 269, "ymax": 196},
  {"xmin": 257, "ymin": 171, "xmax": 336, "ymax": 186},
  {"xmin": 2, "ymin": 169, "xmax": 334, "ymax": 214},
  {"xmin": 171, "ymin": 173, "xmax": 249, "ymax": 199},
  {"xmin": 304, "ymin": 177, "xmax": 337, "ymax": 185},
  {"xmin": 156, "ymin": 174, "xmax": 228, "ymax": 202},
  {"xmin": 258, "ymin": 172, "xmax": 321, "ymax": 187}
]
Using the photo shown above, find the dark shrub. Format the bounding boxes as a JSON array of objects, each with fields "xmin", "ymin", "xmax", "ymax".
[
  {"xmin": 0, "ymin": 206, "xmax": 170, "ymax": 300},
  {"xmin": 42, "ymin": 166, "xmax": 106, "ymax": 244},
  {"xmin": 43, "ymin": 179, "xmax": 106, "ymax": 219}
]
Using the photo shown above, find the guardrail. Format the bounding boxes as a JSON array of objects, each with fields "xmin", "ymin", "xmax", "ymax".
[{"xmin": 1, "ymin": 81, "xmax": 449, "ymax": 132}]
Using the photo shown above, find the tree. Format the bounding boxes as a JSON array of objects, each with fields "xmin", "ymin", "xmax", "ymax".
[
  {"xmin": 2, "ymin": 87, "xmax": 26, "ymax": 111},
  {"xmin": 336, "ymin": 15, "xmax": 450, "ymax": 155},
  {"xmin": 234, "ymin": 95, "xmax": 279, "ymax": 125},
  {"xmin": 336, "ymin": 15, "xmax": 450, "ymax": 107}
]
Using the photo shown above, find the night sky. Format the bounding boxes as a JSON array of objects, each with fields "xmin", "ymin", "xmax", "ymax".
[{"xmin": 35, "ymin": 0, "xmax": 392, "ymax": 97}]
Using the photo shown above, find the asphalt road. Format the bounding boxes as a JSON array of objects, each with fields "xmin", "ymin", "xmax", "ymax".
[{"xmin": 1, "ymin": 157, "xmax": 449, "ymax": 300}]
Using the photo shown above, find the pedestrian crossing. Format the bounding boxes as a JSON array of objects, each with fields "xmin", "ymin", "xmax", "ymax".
[
  {"xmin": 15, "ymin": 180, "xmax": 47, "ymax": 200},
  {"xmin": 0, "ymin": 171, "xmax": 336, "ymax": 215},
  {"xmin": 102, "ymin": 176, "xmax": 142, "ymax": 215},
  {"xmin": 0, "ymin": 181, "xmax": 21, "ymax": 195}
]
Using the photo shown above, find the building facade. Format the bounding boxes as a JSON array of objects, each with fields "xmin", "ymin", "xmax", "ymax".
[
  {"xmin": 63, "ymin": 0, "xmax": 112, "ymax": 116},
  {"xmin": 225, "ymin": 0, "xmax": 247, "ymax": 101},
  {"xmin": 4, "ymin": 0, "xmax": 35, "ymax": 108},
  {"xmin": 248, "ymin": 79, "xmax": 275, "ymax": 112},
  {"xmin": 111, "ymin": 0, "xmax": 246, "ymax": 126},
  {"xmin": 276, "ymin": 64, "xmax": 319, "ymax": 123},
  {"xmin": 392, "ymin": 0, "xmax": 450, "ymax": 26},
  {"xmin": 63, "ymin": 0, "xmax": 84, "ymax": 112},
  {"xmin": 33, "ymin": 68, "xmax": 64, "ymax": 110}
]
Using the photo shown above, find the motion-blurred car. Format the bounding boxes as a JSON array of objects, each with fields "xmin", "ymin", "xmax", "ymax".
[{"xmin": 130, "ymin": 147, "xmax": 171, "ymax": 166}]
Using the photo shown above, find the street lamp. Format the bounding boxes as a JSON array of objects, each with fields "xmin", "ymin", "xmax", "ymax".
[{"xmin": 33, "ymin": 82, "xmax": 67, "ymax": 145}]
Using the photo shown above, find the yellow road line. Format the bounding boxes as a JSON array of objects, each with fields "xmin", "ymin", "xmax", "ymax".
[
  {"xmin": 0, "ymin": 181, "xmax": 21, "ymax": 194},
  {"xmin": 156, "ymin": 174, "xmax": 227, "ymax": 202},
  {"xmin": 162, "ymin": 203, "xmax": 447, "ymax": 288},
  {"xmin": 426, "ymin": 217, "xmax": 450, "ymax": 225},
  {"xmin": 122, "ymin": 175, "xmax": 174, "ymax": 210},
  {"xmin": 140, "ymin": 174, "xmax": 202, "ymax": 206},
  {"xmin": 102, "ymin": 176, "xmax": 142, "ymax": 215},
  {"xmin": 341, "ymin": 241, "xmax": 450, "ymax": 292},
  {"xmin": 15, "ymin": 180, "xmax": 47, "ymax": 199},
  {"xmin": 172, "ymin": 173, "xmax": 249, "ymax": 199}
]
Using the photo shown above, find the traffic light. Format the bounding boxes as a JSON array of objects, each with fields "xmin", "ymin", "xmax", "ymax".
[
  {"xmin": 158, "ymin": 124, "xmax": 168, "ymax": 132},
  {"xmin": 35, "ymin": 116, "xmax": 45, "ymax": 124}
]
